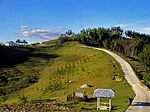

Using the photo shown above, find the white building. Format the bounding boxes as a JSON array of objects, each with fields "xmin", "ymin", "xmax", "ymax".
[
  {"xmin": 16, "ymin": 42, "xmax": 28, "ymax": 46},
  {"xmin": 16, "ymin": 40, "xmax": 28, "ymax": 46},
  {"xmin": 5, "ymin": 41, "xmax": 17, "ymax": 46}
]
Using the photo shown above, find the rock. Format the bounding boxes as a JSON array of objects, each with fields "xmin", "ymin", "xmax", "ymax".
[
  {"xmin": 80, "ymin": 84, "xmax": 93, "ymax": 88},
  {"xmin": 112, "ymin": 76, "xmax": 122, "ymax": 81},
  {"xmin": 69, "ymin": 80, "xmax": 74, "ymax": 83}
]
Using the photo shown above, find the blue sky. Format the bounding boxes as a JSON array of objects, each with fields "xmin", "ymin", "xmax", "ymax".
[{"xmin": 0, "ymin": 0, "xmax": 150, "ymax": 43}]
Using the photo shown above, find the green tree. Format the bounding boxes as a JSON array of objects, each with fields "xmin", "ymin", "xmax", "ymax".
[
  {"xmin": 112, "ymin": 38, "xmax": 130, "ymax": 54},
  {"xmin": 66, "ymin": 30, "xmax": 73, "ymax": 36},
  {"xmin": 97, "ymin": 27, "xmax": 111, "ymax": 48},
  {"xmin": 111, "ymin": 27, "xmax": 123, "ymax": 39},
  {"xmin": 139, "ymin": 45, "xmax": 150, "ymax": 67},
  {"xmin": 16, "ymin": 39, "xmax": 21, "ymax": 43},
  {"xmin": 23, "ymin": 39, "xmax": 28, "ymax": 44},
  {"xmin": 130, "ymin": 37, "xmax": 143, "ymax": 57}
]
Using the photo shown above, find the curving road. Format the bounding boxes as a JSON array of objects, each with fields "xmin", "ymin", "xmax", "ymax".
[{"xmin": 85, "ymin": 46, "xmax": 150, "ymax": 112}]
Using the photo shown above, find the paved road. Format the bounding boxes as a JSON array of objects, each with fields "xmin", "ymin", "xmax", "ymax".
[{"xmin": 86, "ymin": 46, "xmax": 150, "ymax": 112}]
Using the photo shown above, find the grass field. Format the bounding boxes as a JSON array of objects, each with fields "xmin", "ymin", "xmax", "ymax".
[{"xmin": 0, "ymin": 42, "xmax": 134, "ymax": 111}]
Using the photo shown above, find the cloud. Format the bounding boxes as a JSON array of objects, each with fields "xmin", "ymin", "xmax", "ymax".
[
  {"xmin": 115, "ymin": 24, "xmax": 128, "ymax": 28},
  {"xmin": 19, "ymin": 25, "xmax": 65, "ymax": 40},
  {"xmin": 20, "ymin": 25, "xmax": 29, "ymax": 29},
  {"xmin": 137, "ymin": 27, "xmax": 150, "ymax": 34},
  {"xmin": 141, "ymin": 27, "xmax": 150, "ymax": 31}
]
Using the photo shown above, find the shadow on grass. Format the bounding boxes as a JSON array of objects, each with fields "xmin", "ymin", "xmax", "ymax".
[
  {"xmin": 0, "ymin": 46, "xmax": 59, "ymax": 68},
  {"xmin": 132, "ymin": 102, "xmax": 150, "ymax": 106},
  {"xmin": 85, "ymin": 97, "xmax": 96, "ymax": 102}
]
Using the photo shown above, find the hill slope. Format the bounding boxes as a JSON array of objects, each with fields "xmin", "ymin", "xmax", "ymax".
[{"xmin": 0, "ymin": 42, "xmax": 134, "ymax": 111}]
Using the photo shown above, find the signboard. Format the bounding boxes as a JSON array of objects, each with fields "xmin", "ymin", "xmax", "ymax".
[{"xmin": 94, "ymin": 89, "xmax": 115, "ymax": 98}]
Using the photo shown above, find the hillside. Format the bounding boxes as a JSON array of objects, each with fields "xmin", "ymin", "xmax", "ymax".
[{"xmin": 0, "ymin": 42, "xmax": 134, "ymax": 111}]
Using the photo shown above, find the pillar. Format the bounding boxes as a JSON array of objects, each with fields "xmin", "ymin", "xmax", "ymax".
[
  {"xmin": 109, "ymin": 98, "xmax": 112, "ymax": 111},
  {"xmin": 97, "ymin": 97, "xmax": 100, "ymax": 110}
]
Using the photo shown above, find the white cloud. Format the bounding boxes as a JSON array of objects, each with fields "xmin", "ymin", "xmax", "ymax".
[
  {"xmin": 141, "ymin": 27, "xmax": 150, "ymax": 31},
  {"xmin": 115, "ymin": 24, "xmax": 128, "ymax": 28},
  {"xmin": 137, "ymin": 27, "xmax": 150, "ymax": 34},
  {"xmin": 19, "ymin": 25, "xmax": 65, "ymax": 40},
  {"xmin": 20, "ymin": 25, "xmax": 29, "ymax": 29}
]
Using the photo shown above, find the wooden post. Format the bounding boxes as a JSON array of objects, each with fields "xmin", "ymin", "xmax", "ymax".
[
  {"xmin": 97, "ymin": 97, "xmax": 100, "ymax": 110},
  {"xmin": 109, "ymin": 98, "xmax": 112, "ymax": 111}
]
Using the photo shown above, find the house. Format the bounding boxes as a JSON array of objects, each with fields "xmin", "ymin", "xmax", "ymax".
[
  {"xmin": 5, "ymin": 41, "xmax": 17, "ymax": 46},
  {"xmin": 16, "ymin": 41, "xmax": 28, "ymax": 46},
  {"xmin": 16, "ymin": 39, "xmax": 28, "ymax": 46}
]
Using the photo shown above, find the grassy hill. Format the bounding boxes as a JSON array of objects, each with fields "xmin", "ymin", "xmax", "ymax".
[{"xmin": 0, "ymin": 42, "xmax": 134, "ymax": 111}]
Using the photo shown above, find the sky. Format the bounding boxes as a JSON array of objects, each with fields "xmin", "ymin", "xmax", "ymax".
[{"xmin": 0, "ymin": 0, "xmax": 150, "ymax": 43}]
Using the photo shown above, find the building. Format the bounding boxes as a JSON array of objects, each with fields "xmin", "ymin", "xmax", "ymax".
[
  {"xmin": 16, "ymin": 39, "xmax": 28, "ymax": 46},
  {"xmin": 16, "ymin": 41, "xmax": 28, "ymax": 46},
  {"xmin": 5, "ymin": 41, "xmax": 17, "ymax": 46}
]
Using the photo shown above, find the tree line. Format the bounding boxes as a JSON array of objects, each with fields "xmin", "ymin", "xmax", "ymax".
[{"xmin": 59, "ymin": 27, "xmax": 150, "ymax": 67}]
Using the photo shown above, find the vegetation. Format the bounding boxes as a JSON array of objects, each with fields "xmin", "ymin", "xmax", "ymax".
[
  {"xmin": 0, "ymin": 42, "xmax": 134, "ymax": 111},
  {"xmin": 1, "ymin": 25, "xmax": 149, "ymax": 111},
  {"xmin": 0, "ymin": 46, "xmax": 58, "ymax": 96},
  {"xmin": 18, "ymin": 94, "xmax": 28, "ymax": 103},
  {"xmin": 58, "ymin": 27, "xmax": 150, "ymax": 87}
]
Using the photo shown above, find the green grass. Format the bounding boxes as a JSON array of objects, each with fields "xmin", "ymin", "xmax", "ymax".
[{"xmin": 1, "ymin": 42, "xmax": 134, "ymax": 111}]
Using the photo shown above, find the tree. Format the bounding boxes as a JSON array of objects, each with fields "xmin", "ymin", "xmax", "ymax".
[
  {"xmin": 139, "ymin": 45, "xmax": 150, "ymax": 67},
  {"xmin": 66, "ymin": 30, "xmax": 73, "ymax": 37},
  {"xmin": 130, "ymin": 37, "xmax": 143, "ymax": 57},
  {"xmin": 16, "ymin": 39, "xmax": 21, "ymax": 43},
  {"xmin": 125, "ymin": 30, "xmax": 141, "ymax": 38},
  {"xmin": 79, "ymin": 29, "xmax": 91, "ymax": 45},
  {"xmin": 111, "ymin": 26, "xmax": 123, "ymax": 39},
  {"xmin": 125, "ymin": 30, "xmax": 133, "ymax": 38},
  {"xmin": 112, "ymin": 38, "xmax": 130, "ymax": 54},
  {"xmin": 98, "ymin": 28, "xmax": 111, "ymax": 48},
  {"xmin": 23, "ymin": 39, "xmax": 28, "ymax": 44},
  {"xmin": 79, "ymin": 27, "xmax": 111, "ymax": 47}
]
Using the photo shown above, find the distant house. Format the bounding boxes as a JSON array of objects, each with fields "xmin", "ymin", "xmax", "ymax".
[
  {"xmin": 5, "ymin": 41, "xmax": 17, "ymax": 46},
  {"xmin": 16, "ymin": 41, "xmax": 28, "ymax": 46},
  {"xmin": 16, "ymin": 39, "xmax": 28, "ymax": 46}
]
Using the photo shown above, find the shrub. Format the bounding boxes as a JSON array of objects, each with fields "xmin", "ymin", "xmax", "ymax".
[
  {"xmin": 143, "ymin": 73, "xmax": 150, "ymax": 86},
  {"xmin": 0, "ymin": 95, "xmax": 7, "ymax": 102},
  {"xmin": 27, "ymin": 74, "xmax": 39, "ymax": 83},
  {"xmin": 18, "ymin": 94, "xmax": 28, "ymax": 103}
]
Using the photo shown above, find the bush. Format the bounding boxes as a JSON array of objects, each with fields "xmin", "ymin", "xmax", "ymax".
[
  {"xmin": 0, "ymin": 95, "xmax": 7, "ymax": 102},
  {"xmin": 27, "ymin": 74, "xmax": 39, "ymax": 83},
  {"xmin": 18, "ymin": 94, "xmax": 28, "ymax": 103},
  {"xmin": 143, "ymin": 73, "xmax": 150, "ymax": 86}
]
